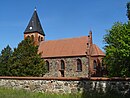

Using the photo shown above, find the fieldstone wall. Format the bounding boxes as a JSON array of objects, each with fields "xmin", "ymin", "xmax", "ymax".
[
  {"xmin": 44, "ymin": 56, "xmax": 89, "ymax": 77},
  {"xmin": 0, "ymin": 77, "xmax": 130, "ymax": 95}
]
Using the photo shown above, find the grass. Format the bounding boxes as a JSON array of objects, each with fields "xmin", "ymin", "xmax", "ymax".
[
  {"xmin": 0, "ymin": 87, "xmax": 80, "ymax": 98},
  {"xmin": 0, "ymin": 87, "xmax": 130, "ymax": 98}
]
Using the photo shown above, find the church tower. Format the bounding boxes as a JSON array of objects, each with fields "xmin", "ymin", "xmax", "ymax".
[{"xmin": 24, "ymin": 8, "xmax": 45, "ymax": 45}]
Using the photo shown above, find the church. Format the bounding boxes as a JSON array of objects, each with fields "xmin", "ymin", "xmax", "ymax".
[{"xmin": 24, "ymin": 9, "xmax": 105, "ymax": 77}]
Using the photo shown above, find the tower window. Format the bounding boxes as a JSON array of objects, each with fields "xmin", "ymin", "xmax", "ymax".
[
  {"xmin": 38, "ymin": 36, "xmax": 41, "ymax": 42},
  {"xmin": 27, "ymin": 35, "xmax": 30, "ymax": 39},
  {"xmin": 77, "ymin": 59, "xmax": 82, "ymax": 71},
  {"xmin": 31, "ymin": 35, "xmax": 34, "ymax": 41},
  {"xmin": 41, "ymin": 37, "xmax": 43, "ymax": 41}
]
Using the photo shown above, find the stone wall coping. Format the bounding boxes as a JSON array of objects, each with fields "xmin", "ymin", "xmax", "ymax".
[{"xmin": 0, "ymin": 76, "xmax": 130, "ymax": 81}]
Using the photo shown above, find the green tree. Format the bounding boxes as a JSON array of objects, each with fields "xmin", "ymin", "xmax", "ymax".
[
  {"xmin": 104, "ymin": 22, "xmax": 130, "ymax": 77},
  {"xmin": 0, "ymin": 45, "xmax": 12, "ymax": 76},
  {"xmin": 8, "ymin": 38, "xmax": 46, "ymax": 76}
]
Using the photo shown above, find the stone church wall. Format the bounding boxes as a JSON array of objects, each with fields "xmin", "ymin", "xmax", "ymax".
[{"xmin": 44, "ymin": 56, "xmax": 89, "ymax": 77}]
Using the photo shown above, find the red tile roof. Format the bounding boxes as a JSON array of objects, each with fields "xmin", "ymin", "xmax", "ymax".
[
  {"xmin": 38, "ymin": 36, "xmax": 105, "ymax": 58},
  {"xmin": 91, "ymin": 44, "xmax": 105, "ymax": 56}
]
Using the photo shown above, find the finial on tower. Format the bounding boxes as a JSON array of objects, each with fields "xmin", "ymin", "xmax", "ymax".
[{"xmin": 34, "ymin": 7, "xmax": 37, "ymax": 11}]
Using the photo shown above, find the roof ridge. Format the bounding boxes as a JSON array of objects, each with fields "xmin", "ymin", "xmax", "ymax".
[{"xmin": 42, "ymin": 36, "xmax": 88, "ymax": 42}]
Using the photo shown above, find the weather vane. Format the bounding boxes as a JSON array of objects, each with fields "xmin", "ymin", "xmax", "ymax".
[{"xmin": 35, "ymin": 6, "xmax": 37, "ymax": 11}]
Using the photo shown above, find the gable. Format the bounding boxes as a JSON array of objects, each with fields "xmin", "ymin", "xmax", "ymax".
[{"xmin": 91, "ymin": 44, "xmax": 105, "ymax": 56}]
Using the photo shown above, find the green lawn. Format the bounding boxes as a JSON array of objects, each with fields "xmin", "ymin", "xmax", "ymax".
[
  {"xmin": 0, "ymin": 87, "xmax": 80, "ymax": 98},
  {"xmin": 0, "ymin": 87, "xmax": 129, "ymax": 98}
]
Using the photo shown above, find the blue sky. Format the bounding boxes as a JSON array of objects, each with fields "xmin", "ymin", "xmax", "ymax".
[{"xmin": 0, "ymin": 0, "xmax": 129, "ymax": 52}]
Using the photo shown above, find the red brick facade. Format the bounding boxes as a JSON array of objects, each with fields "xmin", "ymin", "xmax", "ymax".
[{"xmin": 24, "ymin": 32, "xmax": 44, "ymax": 45}]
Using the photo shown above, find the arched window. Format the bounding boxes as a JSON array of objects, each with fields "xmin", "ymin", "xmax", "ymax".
[
  {"xmin": 61, "ymin": 60, "xmax": 65, "ymax": 70},
  {"xmin": 27, "ymin": 35, "xmax": 30, "ymax": 39},
  {"xmin": 45, "ymin": 61, "xmax": 49, "ymax": 72},
  {"xmin": 38, "ymin": 36, "xmax": 41, "ymax": 42},
  {"xmin": 93, "ymin": 60, "xmax": 97, "ymax": 70},
  {"xmin": 31, "ymin": 35, "xmax": 34, "ymax": 41},
  {"xmin": 77, "ymin": 59, "xmax": 82, "ymax": 71},
  {"xmin": 41, "ymin": 37, "xmax": 43, "ymax": 41}
]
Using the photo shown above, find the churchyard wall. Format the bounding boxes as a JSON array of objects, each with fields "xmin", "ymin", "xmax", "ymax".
[{"xmin": 0, "ymin": 77, "xmax": 130, "ymax": 95}]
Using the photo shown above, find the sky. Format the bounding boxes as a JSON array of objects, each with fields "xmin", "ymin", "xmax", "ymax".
[{"xmin": 0, "ymin": 0, "xmax": 129, "ymax": 52}]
